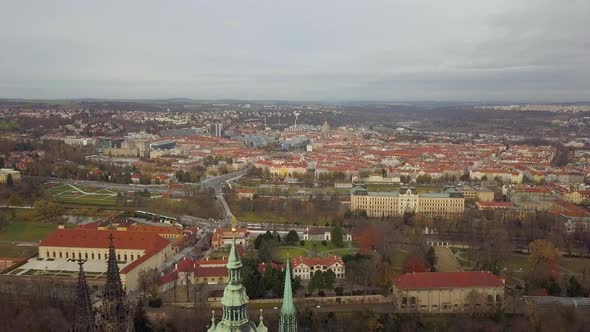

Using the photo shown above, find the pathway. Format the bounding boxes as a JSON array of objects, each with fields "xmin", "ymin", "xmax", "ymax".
[{"xmin": 434, "ymin": 246, "xmax": 463, "ymax": 272}]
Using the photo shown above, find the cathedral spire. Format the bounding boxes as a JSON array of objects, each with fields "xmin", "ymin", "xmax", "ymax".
[
  {"xmin": 279, "ymin": 258, "xmax": 297, "ymax": 332},
  {"xmin": 100, "ymin": 233, "xmax": 131, "ymax": 331},
  {"xmin": 72, "ymin": 260, "xmax": 95, "ymax": 332},
  {"xmin": 104, "ymin": 233, "xmax": 124, "ymax": 300}
]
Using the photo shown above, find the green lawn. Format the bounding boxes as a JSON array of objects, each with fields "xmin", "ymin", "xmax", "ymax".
[
  {"xmin": 301, "ymin": 240, "xmax": 340, "ymax": 252},
  {"xmin": 0, "ymin": 222, "xmax": 57, "ymax": 242},
  {"xmin": 273, "ymin": 247, "xmax": 309, "ymax": 261},
  {"xmin": 0, "ymin": 222, "xmax": 74, "ymax": 242},
  {"xmin": 46, "ymin": 184, "xmax": 119, "ymax": 206},
  {"xmin": 390, "ymin": 248, "xmax": 410, "ymax": 268},
  {"xmin": 319, "ymin": 247, "xmax": 359, "ymax": 257},
  {"xmin": 0, "ymin": 242, "xmax": 37, "ymax": 258},
  {"xmin": 559, "ymin": 256, "xmax": 590, "ymax": 274},
  {"xmin": 272, "ymin": 241, "xmax": 360, "ymax": 261}
]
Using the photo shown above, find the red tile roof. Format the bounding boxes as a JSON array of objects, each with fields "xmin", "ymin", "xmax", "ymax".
[
  {"xmin": 393, "ymin": 271, "xmax": 504, "ymax": 289},
  {"xmin": 476, "ymin": 201, "xmax": 514, "ymax": 208},
  {"xmin": 291, "ymin": 255, "xmax": 344, "ymax": 268},
  {"xmin": 40, "ymin": 228, "xmax": 170, "ymax": 252}
]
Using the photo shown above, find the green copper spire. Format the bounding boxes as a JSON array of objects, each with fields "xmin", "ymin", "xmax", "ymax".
[
  {"xmin": 279, "ymin": 259, "xmax": 297, "ymax": 332},
  {"xmin": 210, "ymin": 236, "xmax": 258, "ymax": 331}
]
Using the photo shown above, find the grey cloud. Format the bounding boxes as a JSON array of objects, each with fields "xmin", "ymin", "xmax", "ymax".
[{"xmin": 0, "ymin": 0, "xmax": 588, "ymax": 101}]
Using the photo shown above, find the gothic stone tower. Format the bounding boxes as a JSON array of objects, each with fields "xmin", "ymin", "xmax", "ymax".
[
  {"xmin": 99, "ymin": 233, "xmax": 133, "ymax": 332},
  {"xmin": 72, "ymin": 260, "xmax": 96, "ymax": 332}
]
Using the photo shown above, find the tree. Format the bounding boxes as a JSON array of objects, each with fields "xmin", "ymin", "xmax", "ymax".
[
  {"xmin": 258, "ymin": 240, "xmax": 277, "ymax": 262},
  {"xmin": 528, "ymin": 239, "xmax": 560, "ymax": 279},
  {"xmin": 416, "ymin": 174, "xmax": 432, "ymax": 184},
  {"xmin": 331, "ymin": 225, "xmax": 344, "ymax": 248},
  {"xmin": 402, "ymin": 254, "xmax": 429, "ymax": 273},
  {"xmin": 323, "ymin": 269, "xmax": 336, "ymax": 290},
  {"xmin": 134, "ymin": 299, "xmax": 152, "ymax": 332},
  {"xmin": 285, "ymin": 230, "xmax": 300, "ymax": 244},
  {"xmin": 308, "ymin": 270, "xmax": 325, "ymax": 293},
  {"xmin": 425, "ymin": 247, "xmax": 437, "ymax": 272},
  {"xmin": 400, "ymin": 175, "xmax": 411, "ymax": 184},
  {"xmin": 7, "ymin": 193, "xmax": 23, "ymax": 207},
  {"xmin": 566, "ymin": 276, "xmax": 585, "ymax": 297},
  {"xmin": 5, "ymin": 174, "xmax": 13, "ymax": 187}
]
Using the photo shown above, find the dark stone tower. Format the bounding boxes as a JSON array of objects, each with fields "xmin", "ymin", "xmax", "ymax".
[
  {"xmin": 100, "ymin": 233, "xmax": 133, "ymax": 332},
  {"xmin": 72, "ymin": 260, "xmax": 96, "ymax": 332}
]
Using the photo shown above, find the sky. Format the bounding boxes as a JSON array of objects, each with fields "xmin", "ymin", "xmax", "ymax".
[{"xmin": 0, "ymin": 0, "xmax": 589, "ymax": 101}]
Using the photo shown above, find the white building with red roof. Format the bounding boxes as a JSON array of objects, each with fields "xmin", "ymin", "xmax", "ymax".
[
  {"xmin": 38, "ymin": 227, "xmax": 174, "ymax": 292},
  {"xmin": 392, "ymin": 271, "xmax": 505, "ymax": 312},
  {"xmin": 291, "ymin": 255, "xmax": 345, "ymax": 280},
  {"xmin": 211, "ymin": 228, "xmax": 249, "ymax": 249}
]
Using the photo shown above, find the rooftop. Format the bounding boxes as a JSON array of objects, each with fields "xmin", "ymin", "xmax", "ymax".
[{"xmin": 393, "ymin": 271, "xmax": 505, "ymax": 290}]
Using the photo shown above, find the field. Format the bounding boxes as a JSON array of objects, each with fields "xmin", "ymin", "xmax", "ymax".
[
  {"xmin": 0, "ymin": 242, "xmax": 37, "ymax": 258},
  {"xmin": 452, "ymin": 248, "xmax": 590, "ymax": 277},
  {"xmin": 272, "ymin": 241, "xmax": 360, "ymax": 261},
  {"xmin": 273, "ymin": 247, "xmax": 309, "ymax": 261},
  {"xmin": 47, "ymin": 184, "xmax": 119, "ymax": 206},
  {"xmin": 0, "ymin": 222, "xmax": 68, "ymax": 242},
  {"xmin": 0, "ymin": 208, "xmax": 77, "ymax": 242}
]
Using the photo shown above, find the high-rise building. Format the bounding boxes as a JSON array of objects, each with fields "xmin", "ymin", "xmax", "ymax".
[{"xmin": 210, "ymin": 123, "xmax": 223, "ymax": 137}]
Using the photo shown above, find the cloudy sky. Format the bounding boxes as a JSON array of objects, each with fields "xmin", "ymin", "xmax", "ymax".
[{"xmin": 1, "ymin": 0, "xmax": 588, "ymax": 101}]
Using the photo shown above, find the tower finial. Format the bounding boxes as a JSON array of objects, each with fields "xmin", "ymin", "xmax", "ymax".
[
  {"xmin": 257, "ymin": 308, "xmax": 268, "ymax": 332},
  {"xmin": 207, "ymin": 310, "xmax": 217, "ymax": 332},
  {"xmin": 231, "ymin": 214, "xmax": 238, "ymax": 233}
]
